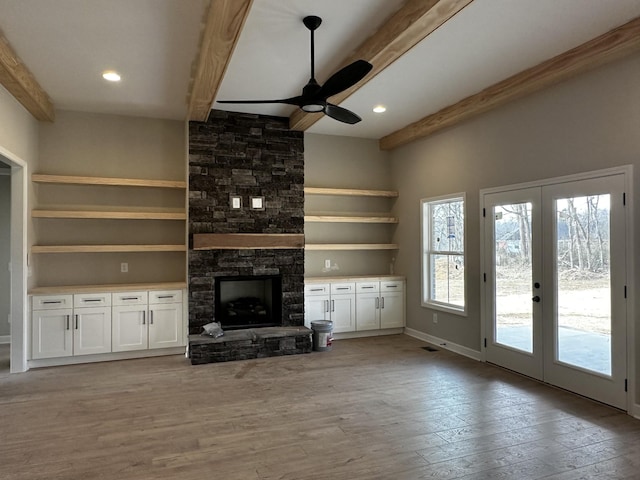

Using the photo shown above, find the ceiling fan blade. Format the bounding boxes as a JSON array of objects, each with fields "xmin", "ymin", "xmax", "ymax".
[
  {"xmin": 324, "ymin": 103, "xmax": 362, "ymax": 124},
  {"xmin": 317, "ymin": 60, "xmax": 373, "ymax": 99},
  {"xmin": 217, "ymin": 96, "xmax": 304, "ymax": 107}
]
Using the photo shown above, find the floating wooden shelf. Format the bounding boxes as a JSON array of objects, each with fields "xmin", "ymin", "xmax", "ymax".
[
  {"xmin": 32, "ymin": 174, "xmax": 186, "ymax": 189},
  {"xmin": 304, "ymin": 187, "xmax": 398, "ymax": 198},
  {"xmin": 193, "ymin": 233, "xmax": 305, "ymax": 250},
  {"xmin": 305, "ymin": 244, "xmax": 398, "ymax": 251},
  {"xmin": 31, "ymin": 245, "xmax": 186, "ymax": 254},
  {"xmin": 305, "ymin": 215, "xmax": 398, "ymax": 224},
  {"xmin": 32, "ymin": 210, "xmax": 186, "ymax": 220},
  {"xmin": 29, "ymin": 282, "xmax": 188, "ymax": 295}
]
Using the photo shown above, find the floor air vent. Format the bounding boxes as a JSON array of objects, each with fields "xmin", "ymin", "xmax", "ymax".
[{"xmin": 422, "ymin": 346, "xmax": 439, "ymax": 352}]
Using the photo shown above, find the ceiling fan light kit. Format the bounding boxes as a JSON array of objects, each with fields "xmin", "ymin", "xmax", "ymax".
[{"xmin": 217, "ymin": 15, "xmax": 372, "ymax": 124}]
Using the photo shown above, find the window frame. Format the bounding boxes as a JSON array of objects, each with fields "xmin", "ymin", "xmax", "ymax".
[{"xmin": 420, "ymin": 192, "xmax": 467, "ymax": 316}]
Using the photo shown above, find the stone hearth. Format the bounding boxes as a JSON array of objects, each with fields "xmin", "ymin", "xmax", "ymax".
[{"xmin": 189, "ymin": 327, "xmax": 312, "ymax": 365}]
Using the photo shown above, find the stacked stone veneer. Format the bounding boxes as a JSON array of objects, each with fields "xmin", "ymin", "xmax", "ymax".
[{"xmin": 188, "ymin": 111, "xmax": 304, "ymax": 334}]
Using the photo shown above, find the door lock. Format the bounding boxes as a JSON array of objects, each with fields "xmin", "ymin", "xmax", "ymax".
[{"xmin": 532, "ymin": 295, "xmax": 541, "ymax": 303}]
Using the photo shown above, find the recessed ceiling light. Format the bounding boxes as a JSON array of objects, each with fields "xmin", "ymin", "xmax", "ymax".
[
  {"xmin": 102, "ymin": 71, "xmax": 121, "ymax": 82},
  {"xmin": 373, "ymin": 105, "xmax": 386, "ymax": 113}
]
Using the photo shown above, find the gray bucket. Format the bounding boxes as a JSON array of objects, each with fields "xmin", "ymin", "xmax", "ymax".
[{"xmin": 311, "ymin": 320, "xmax": 333, "ymax": 352}]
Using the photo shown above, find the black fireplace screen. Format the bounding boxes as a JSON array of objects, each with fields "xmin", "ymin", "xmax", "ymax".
[{"xmin": 214, "ymin": 275, "xmax": 282, "ymax": 330}]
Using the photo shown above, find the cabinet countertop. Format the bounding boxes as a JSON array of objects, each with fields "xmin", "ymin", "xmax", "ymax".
[
  {"xmin": 29, "ymin": 282, "xmax": 187, "ymax": 295},
  {"xmin": 304, "ymin": 275, "xmax": 405, "ymax": 284}
]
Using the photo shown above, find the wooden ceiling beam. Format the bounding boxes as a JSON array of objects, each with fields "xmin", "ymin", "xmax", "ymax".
[
  {"xmin": 380, "ymin": 15, "xmax": 640, "ymax": 151},
  {"xmin": 288, "ymin": 0, "xmax": 473, "ymax": 132},
  {"xmin": 188, "ymin": 0, "xmax": 253, "ymax": 122},
  {"xmin": 0, "ymin": 32, "xmax": 54, "ymax": 122}
]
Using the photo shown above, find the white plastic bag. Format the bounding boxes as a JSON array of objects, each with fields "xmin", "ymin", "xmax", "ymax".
[{"xmin": 202, "ymin": 321, "xmax": 224, "ymax": 338}]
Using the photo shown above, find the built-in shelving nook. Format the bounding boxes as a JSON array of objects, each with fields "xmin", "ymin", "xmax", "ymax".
[
  {"xmin": 31, "ymin": 173, "xmax": 187, "ymax": 292},
  {"xmin": 304, "ymin": 187, "xmax": 399, "ymax": 253}
]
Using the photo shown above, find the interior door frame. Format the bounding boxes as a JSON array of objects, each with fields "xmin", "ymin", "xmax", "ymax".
[
  {"xmin": 479, "ymin": 165, "xmax": 635, "ymax": 414},
  {"xmin": 0, "ymin": 146, "xmax": 29, "ymax": 373}
]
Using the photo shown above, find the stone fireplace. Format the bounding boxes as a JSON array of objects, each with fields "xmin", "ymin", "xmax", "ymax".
[{"xmin": 188, "ymin": 110, "xmax": 305, "ymax": 336}]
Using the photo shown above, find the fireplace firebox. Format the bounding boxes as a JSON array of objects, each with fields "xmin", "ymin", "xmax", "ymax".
[{"xmin": 214, "ymin": 275, "xmax": 283, "ymax": 330}]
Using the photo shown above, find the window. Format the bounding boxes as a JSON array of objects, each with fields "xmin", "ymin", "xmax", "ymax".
[{"xmin": 421, "ymin": 193, "xmax": 466, "ymax": 314}]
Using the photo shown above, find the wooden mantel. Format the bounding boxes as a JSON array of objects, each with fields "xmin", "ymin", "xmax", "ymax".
[{"xmin": 193, "ymin": 233, "xmax": 305, "ymax": 250}]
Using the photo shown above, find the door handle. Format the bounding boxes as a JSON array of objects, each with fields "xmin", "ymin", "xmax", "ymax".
[
  {"xmin": 66, "ymin": 315, "xmax": 70, "ymax": 330},
  {"xmin": 150, "ymin": 311, "xmax": 154, "ymax": 325},
  {"xmin": 381, "ymin": 297, "xmax": 385, "ymax": 309},
  {"xmin": 142, "ymin": 311, "xmax": 146, "ymax": 325},
  {"xmin": 75, "ymin": 314, "xmax": 79, "ymax": 329},
  {"xmin": 331, "ymin": 300, "xmax": 335, "ymax": 312},
  {"xmin": 375, "ymin": 297, "xmax": 379, "ymax": 309},
  {"xmin": 532, "ymin": 296, "xmax": 541, "ymax": 303},
  {"xmin": 325, "ymin": 300, "xmax": 329, "ymax": 313}
]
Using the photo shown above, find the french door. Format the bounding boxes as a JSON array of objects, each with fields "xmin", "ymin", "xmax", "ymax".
[{"xmin": 483, "ymin": 172, "xmax": 628, "ymax": 409}]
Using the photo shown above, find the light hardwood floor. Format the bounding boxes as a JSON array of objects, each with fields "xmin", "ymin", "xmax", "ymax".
[{"xmin": 1, "ymin": 335, "xmax": 640, "ymax": 479}]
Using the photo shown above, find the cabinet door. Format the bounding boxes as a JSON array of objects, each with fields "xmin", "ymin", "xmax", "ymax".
[
  {"xmin": 31, "ymin": 308, "xmax": 73, "ymax": 359},
  {"xmin": 74, "ymin": 307, "xmax": 112, "ymax": 355},
  {"xmin": 380, "ymin": 291, "xmax": 405, "ymax": 329},
  {"xmin": 330, "ymin": 294, "xmax": 355, "ymax": 333},
  {"xmin": 304, "ymin": 295, "xmax": 329, "ymax": 328},
  {"xmin": 112, "ymin": 306, "xmax": 148, "ymax": 352},
  {"xmin": 356, "ymin": 293, "xmax": 381, "ymax": 331},
  {"xmin": 149, "ymin": 303, "xmax": 183, "ymax": 349}
]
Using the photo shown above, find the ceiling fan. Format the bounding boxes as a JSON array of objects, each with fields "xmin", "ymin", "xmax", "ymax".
[{"xmin": 217, "ymin": 15, "xmax": 373, "ymax": 124}]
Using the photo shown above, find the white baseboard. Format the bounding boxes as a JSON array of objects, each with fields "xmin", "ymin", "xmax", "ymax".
[
  {"xmin": 0, "ymin": 335, "xmax": 10, "ymax": 344},
  {"xmin": 333, "ymin": 328, "xmax": 404, "ymax": 340},
  {"xmin": 28, "ymin": 346, "xmax": 186, "ymax": 369},
  {"xmin": 632, "ymin": 403, "xmax": 640, "ymax": 420},
  {"xmin": 404, "ymin": 327, "xmax": 482, "ymax": 361}
]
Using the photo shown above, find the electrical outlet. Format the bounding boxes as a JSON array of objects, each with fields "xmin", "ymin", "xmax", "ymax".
[
  {"xmin": 433, "ymin": 313, "xmax": 438, "ymax": 324},
  {"xmin": 120, "ymin": 262, "xmax": 128, "ymax": 273},
  {"xmin": 325, "ymin": 259, "xmax": 331, "ymax": 269}
]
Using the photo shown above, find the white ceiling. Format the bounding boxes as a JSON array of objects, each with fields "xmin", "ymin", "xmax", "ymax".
[
  {"xmin": 0, "ymin": 0, "xmax": 208, "ymax": 120},
  {"xmin": 1, "ymin": 0, "xmax": 639, "ymax": 139}
]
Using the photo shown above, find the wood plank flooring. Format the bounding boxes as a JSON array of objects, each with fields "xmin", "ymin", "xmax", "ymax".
[{"xmin": 1, "ymin": 335, "xmax": 640, "ymax": 479}]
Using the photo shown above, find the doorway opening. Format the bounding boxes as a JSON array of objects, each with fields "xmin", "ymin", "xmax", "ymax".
[
  {"xmin": 0, "ymin": 160, "xmax": 10, "ymax": 372},
  {"xmin": 0, "ymin": 149, "xmax": 28, "ymax": 374}
]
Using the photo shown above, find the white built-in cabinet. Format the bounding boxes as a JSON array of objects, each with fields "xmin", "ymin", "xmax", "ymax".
[
  {"xmin": 355, "ymin": 280, "xmax": 405, "ymax": 331},
  {"xmin": 31, "ymin": 288, "xmax": 184, "ymax": 363},
  {"xmin": 112, "ymin": 290, "xmax": 183, "ymax": 352},
  {"xmin": 31, "ymin": 292, "xmax": 112, "ymax": 359},
  {"xmin": 112, "ymin": 291, "xmax": 149, "ymax": 352},
  {"xmin": 148, "ymin": 291, "xmax": 184, "ymax": 349},
  {"xmin": 305, "ymin": 276, "xmax": 405, "ymax": 337},
  {"xmin": 304, "ymin": 282, "xmax": 356, "ymax": 333}
]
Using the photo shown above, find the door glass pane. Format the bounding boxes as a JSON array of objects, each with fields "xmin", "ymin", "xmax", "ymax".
[
  {"xmin": 555, "ymin": 195, "xmax": 611, "ymax": 376},
  {"xmin": 494, "ymin": 203, "xmax": 533, "ymax": 353}
]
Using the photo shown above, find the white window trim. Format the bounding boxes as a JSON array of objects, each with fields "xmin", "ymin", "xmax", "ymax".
[{"xmin": 420, "ymin": 192, "xmax": 467, "ymax": 316}]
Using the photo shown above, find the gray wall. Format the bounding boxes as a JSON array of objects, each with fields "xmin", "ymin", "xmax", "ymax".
[
  {"xmin": 304, "ymin": 133, "xmax": 396, "ymax": 277},
  {"xmin": 0, "ymin": 168, "xmax": 10, "ymax": 337},
  {"xmin": 389, "ymin": 51, "xmax": 640, "ymax": 387},
  {"xmin": 36, "ymin": 110, "xmax": 186, "ymax": 287}
]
